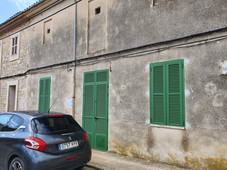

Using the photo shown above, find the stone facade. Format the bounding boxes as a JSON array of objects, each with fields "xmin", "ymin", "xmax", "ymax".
[{"xmin": 0, "ymin": 0, "xmax": 226, "ymax": 169}]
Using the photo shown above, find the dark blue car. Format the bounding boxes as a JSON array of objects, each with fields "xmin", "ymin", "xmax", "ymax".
[{"xmin": 0, "ymin": 111, "xmax": 91, "ymax": 170}]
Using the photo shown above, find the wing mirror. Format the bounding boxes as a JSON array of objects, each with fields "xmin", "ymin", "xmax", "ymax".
[{"xmin": 17, "ymin": 125, "xmax": 26, "ymax": 131}]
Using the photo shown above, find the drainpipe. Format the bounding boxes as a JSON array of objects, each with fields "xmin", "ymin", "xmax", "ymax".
[{"xmin": 72, "ymin": 0, "xmax": 77, "ymax": 118}]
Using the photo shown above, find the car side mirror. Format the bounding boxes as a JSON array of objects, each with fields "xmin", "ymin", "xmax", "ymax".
[{"xmin": 17, "ymin": 125, "xmax": 26, "ymax": 131}]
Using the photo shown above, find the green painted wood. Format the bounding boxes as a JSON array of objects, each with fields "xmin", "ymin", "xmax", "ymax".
[
  {"xmin": 38, "ymin": 77, "xmax": 51, "ymax": 113},
  {"xmin": 83, "ymin": 70, "xmax": 109, "ymax": 151},
  {"xmin": 150, "ymin": 60, "xmax": 185, "ymax": 127},
  {"xmin": 150, "ymin": 63, "xmax": 166, "ymax": 125}
]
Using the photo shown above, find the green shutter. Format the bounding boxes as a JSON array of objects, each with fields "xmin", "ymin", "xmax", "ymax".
[
  {"xmin": 166, "ymin": 61, "xmax": 184, "ymax": 126},
  {"xmin": 150, "ymin": 63, "xmax": 166, "ymax": 125},
  {"xmin": 38, "ymin": 77, "xmax": 51, "ymax": 113},
  {"xmin": 150, "ymin": 60, "xmax": 185, "ymax": 127}
]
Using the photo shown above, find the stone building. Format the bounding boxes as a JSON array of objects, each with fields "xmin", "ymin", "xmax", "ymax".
[{"xmin": 0, "ymin": 0, "xmax": 226, "ymax": 169}]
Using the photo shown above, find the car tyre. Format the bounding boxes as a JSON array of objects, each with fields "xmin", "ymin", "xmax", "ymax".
[
  {"xmin": 9, "ymin": 157, "xmax": 25, "ymax": 170},
  {"xmin": 76, "ymin": 165, "xmax": 86, "ymax": 169}
]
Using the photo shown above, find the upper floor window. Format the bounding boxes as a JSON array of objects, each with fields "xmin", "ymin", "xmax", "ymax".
[
  {"xmin": 43, "ymin": 19, "xmax": 52, "ymax": 44},
  {"xmin": 10, "ymin": 33, "xmax": 20, "ymax": 61}
]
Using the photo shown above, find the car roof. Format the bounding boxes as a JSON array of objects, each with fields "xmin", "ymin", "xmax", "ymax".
[{"xmin": 0, "ymin": 111, "xmax": 68, "ymax": 118}]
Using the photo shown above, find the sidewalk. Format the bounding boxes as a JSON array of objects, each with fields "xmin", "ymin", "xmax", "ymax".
[{"xmin": 87, "ymin": 150, "xmax": 189, "ymax": 170}]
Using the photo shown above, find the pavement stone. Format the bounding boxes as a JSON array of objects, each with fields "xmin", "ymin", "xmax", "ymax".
[{"xmin": 87, "ymin": 150, "xmax": 190, "ymax": 170}]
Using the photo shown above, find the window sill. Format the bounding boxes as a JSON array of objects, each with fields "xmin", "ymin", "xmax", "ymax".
[
  {"xmin": 150, "ymin": 124, "xmax": 185, "ymax": 130},
  {"xmin": 9, "ymin": 55, "xmax": 19, "ymax": 62}
]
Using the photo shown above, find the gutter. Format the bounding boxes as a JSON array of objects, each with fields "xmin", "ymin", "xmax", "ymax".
[{"xmin": 72, "ymin": 1, "xmax": 77, "ymax": 118}]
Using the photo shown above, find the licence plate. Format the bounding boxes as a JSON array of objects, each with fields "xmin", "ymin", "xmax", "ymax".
[{"xmin": 59, "ymin": 141, "xmax": 79, "ymax": 151}]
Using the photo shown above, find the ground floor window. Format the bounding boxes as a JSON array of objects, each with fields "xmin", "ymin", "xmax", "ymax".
[
  {"xmin": 38, "ymin": 77, "xmax": 51, "ymax": 113},
  {"xmin": 150, "ymin": 59, "xmax": 185, "ymax": 127}
]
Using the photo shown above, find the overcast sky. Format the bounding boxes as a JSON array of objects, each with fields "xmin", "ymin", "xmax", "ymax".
[{"xmin": 0, "ymin": 0, "xmax": 39, "ymax": 24}]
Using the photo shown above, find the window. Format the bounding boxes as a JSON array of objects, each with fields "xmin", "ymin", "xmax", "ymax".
[
  {"xmin": 88, "ymin": 0, "xmax": 107, "ymax": 53},
  {"xmin": 38, "ymin": 77, "xmax": 51, "ymax": 113},
  {"xmin": 95, "ymin": 7, "xmax": 101, "ymax": 15},
  {"xmin": 2, "ymin": 115, "xmax": 24, "ymax": 132},
  {"xmin": 150, "ymin": 59, "xmax": 185, "ymax": 127},
  {"xmin": 0, "ymin": 114, "xmax": 13, "ymax": 131},
  {"xmin": 10, "ymin": 33, "xmax": 20, "ymax": 61},
  {"xmin": 43, "ymin": 19, "xmax": 52, "ymax": 44}
]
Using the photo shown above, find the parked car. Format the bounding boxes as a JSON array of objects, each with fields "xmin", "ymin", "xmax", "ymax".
[{"xmin": 0, "ymin": 111, "xmax": 91, "ymax": 170}]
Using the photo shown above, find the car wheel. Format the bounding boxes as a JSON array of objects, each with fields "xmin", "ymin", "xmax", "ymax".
[
  {"xmin": 9, "ymin": 157, "xmax": 25, "ymax": 170},
  {"xmin": 76, "ymin": 165, "xmax": 85, "ymax": 169}
]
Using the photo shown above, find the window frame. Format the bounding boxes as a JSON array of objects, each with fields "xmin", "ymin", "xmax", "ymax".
[
  {"xmin": 150, "ymin": 59, "xmax": 185, "ymax": 128},
  {"xmin": 10, "ymin": 33, "xmax": 20, "ymax": 61}
]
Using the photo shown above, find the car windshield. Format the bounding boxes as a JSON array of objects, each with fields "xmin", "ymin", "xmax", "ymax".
[{"xmin": 31, "ymin": 115, "xmax": 82, "ymax": 134}]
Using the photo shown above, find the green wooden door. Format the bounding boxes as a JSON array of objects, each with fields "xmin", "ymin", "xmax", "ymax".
[
  {"xmin": 83, "ymin": 70, "xmax": 109, "ymax": 151},
  {"xmin": 38, "ymin": 77, "xmax": 51, "ymax": 113}
]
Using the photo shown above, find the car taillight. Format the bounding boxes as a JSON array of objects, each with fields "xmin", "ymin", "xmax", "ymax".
[
  {"xmin": 51, "ymin": 115, "xmax": 63, "ymax": 117},
  {"xmin": 84, "ymin": 132, "xmax": 88, "ymax": 142},
  {"xmin": 24, "ymin": 137, "xmax": 46, "ymax": 152}
]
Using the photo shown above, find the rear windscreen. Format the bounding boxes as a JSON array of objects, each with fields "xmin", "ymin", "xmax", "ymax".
[{"xmin": 31, "ymin": 115, "xmax": 82, "ymax": 134}]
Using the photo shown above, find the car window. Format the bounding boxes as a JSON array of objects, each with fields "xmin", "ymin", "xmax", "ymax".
[
  {"xmin": 31, "ymin": 115, "xmax": 82, "ymax": 134},
  {"xmin": 2, "ymin": 115, "xmax": 24, "ymax": 132},
  {"xmin": 0, "ymin": 114, "xmax": 13, "ymax": 131}
]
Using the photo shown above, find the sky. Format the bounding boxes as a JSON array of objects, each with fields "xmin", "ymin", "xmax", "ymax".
[{"xmin": 0, "ymin": 0, "xmax": 39, "ymax": 24}]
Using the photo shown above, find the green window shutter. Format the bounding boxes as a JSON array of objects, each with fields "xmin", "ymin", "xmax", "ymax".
[
  {"xmin": 150, "ymin": 60, "xmax": 185, "ymax": 127},
  {"xmin": 166, "ymin": 60, "xmax": 184, "ymax": 126},
  {"xmin": 38, "ymin": 77, "xmax": 51, "ymax": 113},
  {"xmin": 96, "ymin": 71, "xmax": 108, "ymax": 82},
  {"xmin": 150, "ymin": 63, "xmax": 166, "ymax": 125},
  {"xmin": 38, "ymin": 79, "xmax": 45, "ymax": 112}
]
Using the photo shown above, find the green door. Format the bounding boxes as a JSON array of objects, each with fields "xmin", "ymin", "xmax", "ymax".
[{"xmin": 83, "ymin": 70, "xmax": 109, "ymax": 151}]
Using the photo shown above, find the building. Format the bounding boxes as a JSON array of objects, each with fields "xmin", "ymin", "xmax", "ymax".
[{"xmin": 0, "ymin": 0, "xmax": 226, "ymax": 169}]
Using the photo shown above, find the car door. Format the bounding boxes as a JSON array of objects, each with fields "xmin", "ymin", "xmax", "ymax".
[
  {"xmin": 0, "ymin": 114, "xmax": 25, "ymax": 169},
  {"xmin": 0, "ymin": 114, "xmax": 13, "ymax": 168}
]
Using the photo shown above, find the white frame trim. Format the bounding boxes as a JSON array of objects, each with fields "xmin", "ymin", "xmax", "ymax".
[
  {"xmin": 6, "ymin": 80, "xmax": 18, "ymax": 111},
  {"xmin": 9, "ymin": 32, "xmax": 20, "ymax": 61}
]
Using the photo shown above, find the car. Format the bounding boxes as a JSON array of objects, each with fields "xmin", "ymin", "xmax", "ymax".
[{"xmin": 0, "ymin": 111, "xmax": 91, "ymax": 170}]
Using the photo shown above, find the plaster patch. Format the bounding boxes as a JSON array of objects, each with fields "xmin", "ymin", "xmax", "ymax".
[
  {"xmin": 217, "ymin": 41, "xmax": 220, "ymax": 44},
  {"xmin": 212, "ymin": 94, "xmax": 224, "ymax": 107},
  {"xmin": 111, "ymin": 89, "xmax": 116, "ymax": 96},
  {"xmin": 145, "ymin": 64, "xmax": 150, "ymax": 72},
  {"xmin": 145, "ymin": 119, "xmax": 150, "ymax": 125},
  {"xmin": 121, "ymin": 85, "xmax": 126, "ymax": 89},
  {"xmin": 205, "ymin": 81, "xmax": 217, "ymax": 95},
  {"xmin": 185, "ymin": 123, "xmax": 191, "ymax": 129},
  {"xmin": 184, "ymin": 58, "xmax": 190, "ymax": 67},
  {"xmin": 19, "ymin": 100, "xmax": 24, "ymax": 108},
  {"xmin": 185, "ymin": 89, "xmax": 190, "ymax": 97},
  {"xmin": 146, "ymin": 91, "xmax": 149, "ymax": 97},
  {"xmin": 161, "ymin": 51, "xmax": 166, "ymax": 54}
]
